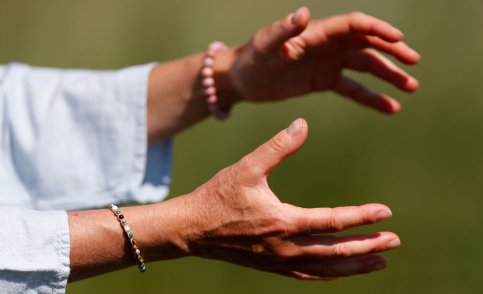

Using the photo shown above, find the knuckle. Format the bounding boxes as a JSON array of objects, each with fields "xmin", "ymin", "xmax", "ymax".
[
  {"xmin": 263, "ymin": 220, "xmax": 299, "ymax": 262},
  {"xmin": 266, "ymin": 210, "xmax": 292, "ymax": 235},
  {"xmin": 234, "ymin": 156, "xmax": 263, "ymax": 184},
  {"xmin": 331, "ymin": 243, "xmax": 351, "ymax": 257},
  {"xmin": 268, "ymin": 136, "xmax": 287, "ymax": 155},
  {"xmin": 325, "ymin": 209, "xmax": 345, "ymax": 232},
  {"xmin": 361, "ymin": 212, "xmax": 375, "ymax": 225},
  {"xmin": 355, "ymin": 206, "xmax": 375, "ymax": 225},
  {"xmin": 237, "ymin": 155, "xmax": 254, "ymax": 173},
  {"xmin": 280, "ymin": 19, "xmax": 294, "ymax": 33},
  {"xmin": 214, "ymin": 165, "xmax": 236, "ymax": 185}
]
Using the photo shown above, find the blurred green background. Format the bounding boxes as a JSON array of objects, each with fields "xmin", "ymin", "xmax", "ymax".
[{"xmin": 1, "ymin": 0, "xmax": 482, "ymax": 293}]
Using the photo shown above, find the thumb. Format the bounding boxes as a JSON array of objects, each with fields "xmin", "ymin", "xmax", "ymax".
[
  {"xmin": 254, "ymin": 6, "xmax": 310, "ymax": 52},
  {"xmin": 242, "ymin": 118, "xmax": 308, "ymax": 177}
]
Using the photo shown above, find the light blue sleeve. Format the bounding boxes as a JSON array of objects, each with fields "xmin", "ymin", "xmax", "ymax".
[
  {"xmin": 0, "ymin": 208, "xmax": 70, "ymax": 294},
  {"xmin": 0, "ymin": 63, "xmax": 174, "ymax": 293},
  {"xmin": 0, "ymin": 63, "xmax": 173, "ymax": 210}
]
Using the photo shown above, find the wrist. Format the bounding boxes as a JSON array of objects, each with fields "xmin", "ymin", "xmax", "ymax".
[
  {"xmin": 211, "ymin": 45, "xmax": 244, "ymax": 108},
  {"xmin": 141, "ymin": 195, "xmax": 202, "ymax": 261}
]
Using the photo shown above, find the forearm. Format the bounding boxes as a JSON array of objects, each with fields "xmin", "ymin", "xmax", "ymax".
[
  {"xmin": 68, "ymin": 50, "xmax": 245, "ymax": 281},
  {"xmin": 67, "ymin": 195, "xmax": 196, "ymax": 282},
  {"xmin": 147, "ymin": 50, "xmax": 242, "ymax": 143}
]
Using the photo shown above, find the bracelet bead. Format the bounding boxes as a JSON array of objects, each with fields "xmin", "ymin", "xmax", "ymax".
[
  {"xmin": 202, "ymin": 77, "xmax": 215, "ymax": 87},
  {"xmin": 204, "ymin": 58, "xmax": 214, "ymax": 66},
  {"xmin": 205, "ymin": 86, "xmax": 216, "ymax": 96},
  {"xmin": 202, "ymin": 67, "xmax": 214, "ymax": 77},
  {"xmin": 202, "ymin": 41, "xmax": 231, "ymax": 120}
]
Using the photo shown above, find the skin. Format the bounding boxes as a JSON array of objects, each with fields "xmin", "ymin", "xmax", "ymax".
[
  {"xmin": 147, "ymin": 7, "xmax": 420, "ymax": 142},
  {"xmin": 68, "ymin": 8, "xmax": 420, "ymax": 282}
]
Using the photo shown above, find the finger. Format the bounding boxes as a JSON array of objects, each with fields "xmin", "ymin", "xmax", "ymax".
[
  {"xmin": 321, "ymin": 12, "xmax": 404, "ymax": 42},
  {"xmin": 341, "ymin": 35, "xmax": 421, "ymax": 64},
  {"xmin": 291, "ymin": 203, "xmax": 393, "ymax": 233},
  {"xmin": 239, "ymin": 118, "xmax": 308, "ymax": 177},
  {"xmin": 253, "ymin": 6, "xmax": 310, "ymax": 52},
  {"xmin": 286, "ymin": 253, "xmax": 387, "ymax": 280},
  {"xmin": 331, "ymin": 76, "xmax": 401, "ymax": 114},
  {"xmin": 291, "ymin": 232, "xmax": 400, "ymax": 258},
  {"xmin": 344, "ymin": 49, "xmax": 419, "ymax": 92}
]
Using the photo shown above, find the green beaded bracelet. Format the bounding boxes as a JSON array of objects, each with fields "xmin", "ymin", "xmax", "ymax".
[{"xmin": 110, "ymin": 204, "xmax": 146, "ymax": 272}]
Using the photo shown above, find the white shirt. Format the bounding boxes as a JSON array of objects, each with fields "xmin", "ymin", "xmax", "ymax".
[{"xmin": 0, "ymin": 62, "xmax": 173, "ymax": 293}]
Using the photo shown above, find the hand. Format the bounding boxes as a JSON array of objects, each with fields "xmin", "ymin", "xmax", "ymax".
[
  {"xmin": 184, "ymin": 118, "xmax": 400, "ymax": 280},
  {"xmin": 219, "ymin": 8, "xmax": 420, "ymax": 113}
]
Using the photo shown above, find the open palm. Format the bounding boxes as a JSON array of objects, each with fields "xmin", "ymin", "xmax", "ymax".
[{"xmin": 185, "ymin": 119, "xmax": 399, "ymax": 280}]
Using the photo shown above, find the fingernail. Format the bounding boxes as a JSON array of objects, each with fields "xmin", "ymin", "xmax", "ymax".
[
  {"xmin": 376, "ymin": 209, "xmax": 392, "ymax": 221},
  {"xmin": 386, "ymin": 238, "xmax": 401, "ymax": 249},
  {"xmin": 286, "ymin": 119, "xmax": 302, "ymax": 137},
  {"xmin": 291, "ymin": 7, "xmax": 303, "ymax": 25}
]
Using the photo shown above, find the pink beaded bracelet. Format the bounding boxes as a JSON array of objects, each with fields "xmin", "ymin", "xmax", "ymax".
[{"xmin": 202, "ymin": 41, "xmax": 231, "ymax": 120}]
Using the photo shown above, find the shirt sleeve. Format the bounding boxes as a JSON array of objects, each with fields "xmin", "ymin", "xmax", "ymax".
[
  {"xmin": 0, "ymin": 62, "xmax": 174, "ymax": 293},
  {"xmin": 0, "ymin": 62, "xmax": 173, "ymax": 211},
  {"xmin": 0, "ymin": 207, "xmax": 70, "ymax": 294}
]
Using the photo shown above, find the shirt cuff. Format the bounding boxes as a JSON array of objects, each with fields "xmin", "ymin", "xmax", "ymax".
[
  {"xmin": 0, "ymin": 207, "xmax": 70, "ymax": 294},
  {"xmin": 113, "ymin": 63, "xmax": 173, "ymax": 206}
]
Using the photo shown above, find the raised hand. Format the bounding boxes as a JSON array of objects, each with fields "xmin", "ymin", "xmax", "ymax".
[
  {"xmin": 184, "ymin": 118, "xmax": 400, "ymax": 280},
  {"xmin": 220, "ymin": 7, "xmax": 420, "ymax": 113}
]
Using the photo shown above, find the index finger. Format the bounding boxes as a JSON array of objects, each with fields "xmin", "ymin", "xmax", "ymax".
[
  {"xmin": 319, "ymin": 12, "xmax": 404, "ymax": 42},
  {"xmin": 290, "ymin": 203, "xmax": 393, "ymax": 234}
]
